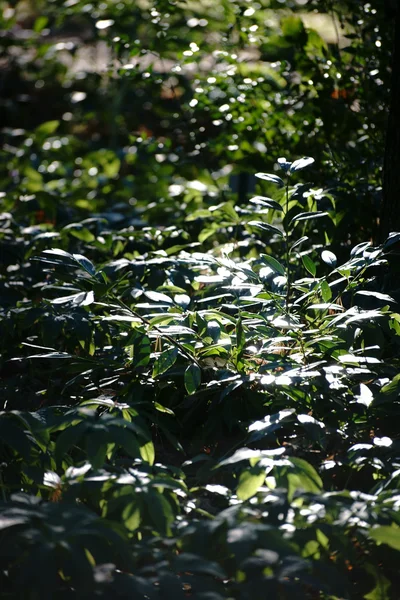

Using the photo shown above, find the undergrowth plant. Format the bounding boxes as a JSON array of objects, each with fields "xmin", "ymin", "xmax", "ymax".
[{"xmin": 1, "ymin": 154, "xmax": 400, "ymax": 599}]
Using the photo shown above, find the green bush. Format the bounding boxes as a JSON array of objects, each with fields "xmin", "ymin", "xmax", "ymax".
[{"xmin": 1, "ymin": 1, "xmax": 399, "ymax": 598}]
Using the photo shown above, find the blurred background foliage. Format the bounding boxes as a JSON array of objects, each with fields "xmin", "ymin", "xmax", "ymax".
[{"xmin": 0, "ymin": 0, "xmax": 391, "ymax": 242}]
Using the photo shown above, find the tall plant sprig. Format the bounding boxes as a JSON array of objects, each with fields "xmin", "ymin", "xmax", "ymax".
[{"xmin": 255, "ymin": 156, "xmax": 315, "ymax": 313}]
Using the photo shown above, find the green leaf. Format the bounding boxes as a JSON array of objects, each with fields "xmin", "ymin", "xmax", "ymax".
[
  {"xmin": 152, "ymin": 347, "xmax": 178, "ymax": 377},
  {"xmin": 217, "ymin": 447, "xmax": 285, "ymax": 468},
  {"xmin": 140, "ymin": 440, "xmax": 155, "ymax": 465},
  {"xmin": 236, "ymin": 316, "xmax": 246, "ymax": 355},
  {"xmin": 321, "ymin": 250, "xmax": 337, "ymax": 267},
  {"xmin": 290, "ymin": 236, "xmax": 308, "ymax": 252},
  {"xmin": 261, "ymin": 254, "xmax": 286, "ymax": 276},
  {"xmin": 117, "ymin": 427, "xmax": 141, "ymax": 459},
  {"xmin": 55, "ymin": 421, "xmax": 88, "ymax": 463},
  {"xmin": 184, "ymin": 363, "xmax": 201, "ymax": 395},
  {"xmin": 248, "ymin": 409, "xmax": 295, "ymax": 443},
  {"xmin": 277, "ymin": 157, "xmax": 292, "ymax": 172},
  {"xmin": 122, "ymin": 501, "xmax": 142, "ymax": 531},
  {"xmin": 320, "ymin": 280, "xmax": 332, "ymax": 302},
  {"xmin": 130, "ymin": 332, "xmax": 151, "ymax": 367},
  {"xmin": 69, "ymin": 227, "xmax": 95, "ymax": 242},
  {"xmin": 289, "ymin": 157, "xmax": 314, "ymax": 173},
  {"xmin": 72, "ymin": 253, "xmax": 96, "ymax": 276},
  {"xmin": 291, "ymin": 211, "xmax": 329, "ymax": 225},
  {"xmin": 35, "ymin": 120, "xmax": 59, "ymax": 136},
  {"xmin": 146, "ymin": 491, "xmax": 174, "ymax": 536},
  {"xmin": 356, "ymin": 290, "xmax": 396, "ymax": 303},
  {"xmin": 33, "ymin": 16, "xmax": 49, "ymax": 32},
  {"xmin": 369, "ymin": 526, "xmax": 400, "ymax": 550},
  {"xmin": 145, "ymin": 291, "xmax": 173, "ymax": 304},
  {"xmin": 237, "ymin": 468, "xmax": 266, "ymax": 500},
  {"xmin": 255, "ymin": 172, "xmax": 285, "ymax": 187},
  {"xmin": 281, "ymin": 16, "xmax": 306, "ymax": 41},
  {"xmin": 247, "ymin": 220, "xmax": 283, "ymax": 237},
  {"xmin": 249, "ymin": 196, "xmax": 283, "ymax": 211},
  {"xmin": 288, "ymin": 457, "xmax": 323, "ymax": 497},
  {"xmin": 302, "ymin": 255, "xmax": 316, "ymax": 277}
]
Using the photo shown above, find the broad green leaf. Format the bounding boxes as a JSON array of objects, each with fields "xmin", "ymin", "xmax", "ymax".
[
  {"xmin": 364, "ymin": 574, "xmax": 391, "ymax": 600},
  {"xmin": 320, "ymin": 280, "xmax": 332, "ymax": 302},
  {"xmin": 261, "ymin": 254, "xmax": 286, "ymax": 276},
  {"xmin": 291, "ymin": 211, "xmax": 329, "ymax": 225},
  {"xmin": 206, "ymin": 320, "xmax": 221, "ymax": 342},
  {"xmin": 51, "ymin": 291, "xmax": 94, "ymax": 306},
  {"xmin": 145, "ymin": 291, "xmax": 173, "ymax": 304},
  {"xmin": 248, "ymin": 409, "xmax": 295, "ymax": 443},
  {"xmin": 307, "ymin": 303, "xmax": 343, "ymax": 311},
  {"xmin": 33, "ymin": 16, "xmax": 49, "ymax": 32},
  {"xmin": 155, "ymin": 403, "xmax": 175, "ymax": 415},
  {"xmin": 369, "ymin": 526, "xmax": 400, "ymax": 550},
  {"xmin": 69, "ymin": 227, "xmax": 95, "ymax": 243},
  {"xmin": 255, "ymin": 172, "xmax": 285, "ymax": 187},
  {"xmin": 302, "ymin": 255, "xmax": 316, "ymax": 277},
  {"xmin": 117, "ymin": 427, "xmax": 141, "ymax": 459},
  {"xmin": 380, "ymin": 373, "xmax": 400, "ymax": 397},
  {"xmin": 35, "ymin": 120, "xmax": 59, "ymax": 136},
  {"xmin": 289, "ymin": 157, "xmax": 314, "ymax": 173},
  {"xmin": 184, "ymin": 363, "xmax": 201, "ymax": 395},
  {"xmin": 247, "ymin": 220, "xmax": 283, "ymax": 237},
  {"xmin": 122, "ymin": 501, "xmax": 141, "ymax": 531},
  {"xmin": 146, "ymin": 491, "xmax": 175, "ymax": 536},
  {"xmin": 321, "ymin": 250, "xmax": 337, "ymax": 267},
  {"xmin": 237, "ymin": 468, "xmax": 266, "ymax": 500},
  {"xmin": 152, "ymin": 347, "xmax": 178, "ymax": 377},
  {"xmin": 277, "ymin": 157, "xmax": 292, "ymax": 172},
  {"xmin": 217, "ymin": 447, "xmax": 285, "ymax": 468},
  {"xmin": 287, "ymin": 457, "xmax": 323, "ymax": 498},
  {"xmin": 249, "ymin": 196, "xmax": 283, "ymax": 211},
  {"xmin": 42, "ymin": 248, "xmax": 73, "ymax": 260},
  {"xmin": 72, "ymin": 253, "xmax": 96, "ymax": 275},
  {"xmin": 281, "ymin": 15, "xmax": 306, "ymax": 40},
  {"xmin": 140, "ymin": 440, "xmax": 155, "ymax": 465},
  {"xmin": 356, "ymin": 290, "xmax": 396, "ymax": 303},
  {"xmin": 130, "ymin": 332, "xmax": 151, "ymax": 367},
  {"xmin": 55, "ymin": 421, "xmax": 88, "ymax": 463}
]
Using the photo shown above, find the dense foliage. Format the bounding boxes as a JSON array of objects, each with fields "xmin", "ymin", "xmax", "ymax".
[{"xmin": 1, "ymin": 1, "xmax": 400, "ymax": 598}]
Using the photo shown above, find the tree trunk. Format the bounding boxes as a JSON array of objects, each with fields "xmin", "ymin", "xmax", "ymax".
[{"xmin": 380, "ymin": 2, "xmax": 400, "ymax": 240}]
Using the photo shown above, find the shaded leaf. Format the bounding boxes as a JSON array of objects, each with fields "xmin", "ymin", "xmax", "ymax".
[{"xmin": 184, "ymin": 363, "xmax": 201, "ymax": 395}]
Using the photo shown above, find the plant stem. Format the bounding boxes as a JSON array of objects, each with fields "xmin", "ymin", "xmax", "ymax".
[{"xmin": 285, "ymin": 178, "xmax": 291, "ymax": 313}]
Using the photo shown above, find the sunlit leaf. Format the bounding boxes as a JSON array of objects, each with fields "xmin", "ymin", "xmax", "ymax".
[
  {"xmin": 249, "ymin": 196, "xmax": 283, "ymax": 211},
  {"xmin": 247, "ymin": 220, "xmax": 284, "ymax": 237},
  {"xmin": 291, "ymin": 211, "xmax": 329, "ymax": 225},
  {"xmin": 152, "ymin": 347, "xmax": 178, "ymax": 377},
  {"xmin": 255, "ymin": 172, "xmax": 285, "ymax": 186},
  {"xmin": 369, "ymin": 526, "xmax": 400, "ymax": 550},
  {"xmin": 302, "ymin": 255, "xmax": 316, "ymax": 277},
  {"xmin": 321, "ymin": 250, "xmax": 337, "ymax": 267},
  {"xmin": 289, "ymin": 157, "xmax": 315, "ymax": 172},
  {"xmin": 237, "ymin": 468, "xmax": 266, "ymax": 500}
]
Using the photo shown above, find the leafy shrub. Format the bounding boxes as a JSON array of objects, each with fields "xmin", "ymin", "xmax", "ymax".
[{"xmin": 1, "ymin": 1, "xmax": 400, "ymax": 598}]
